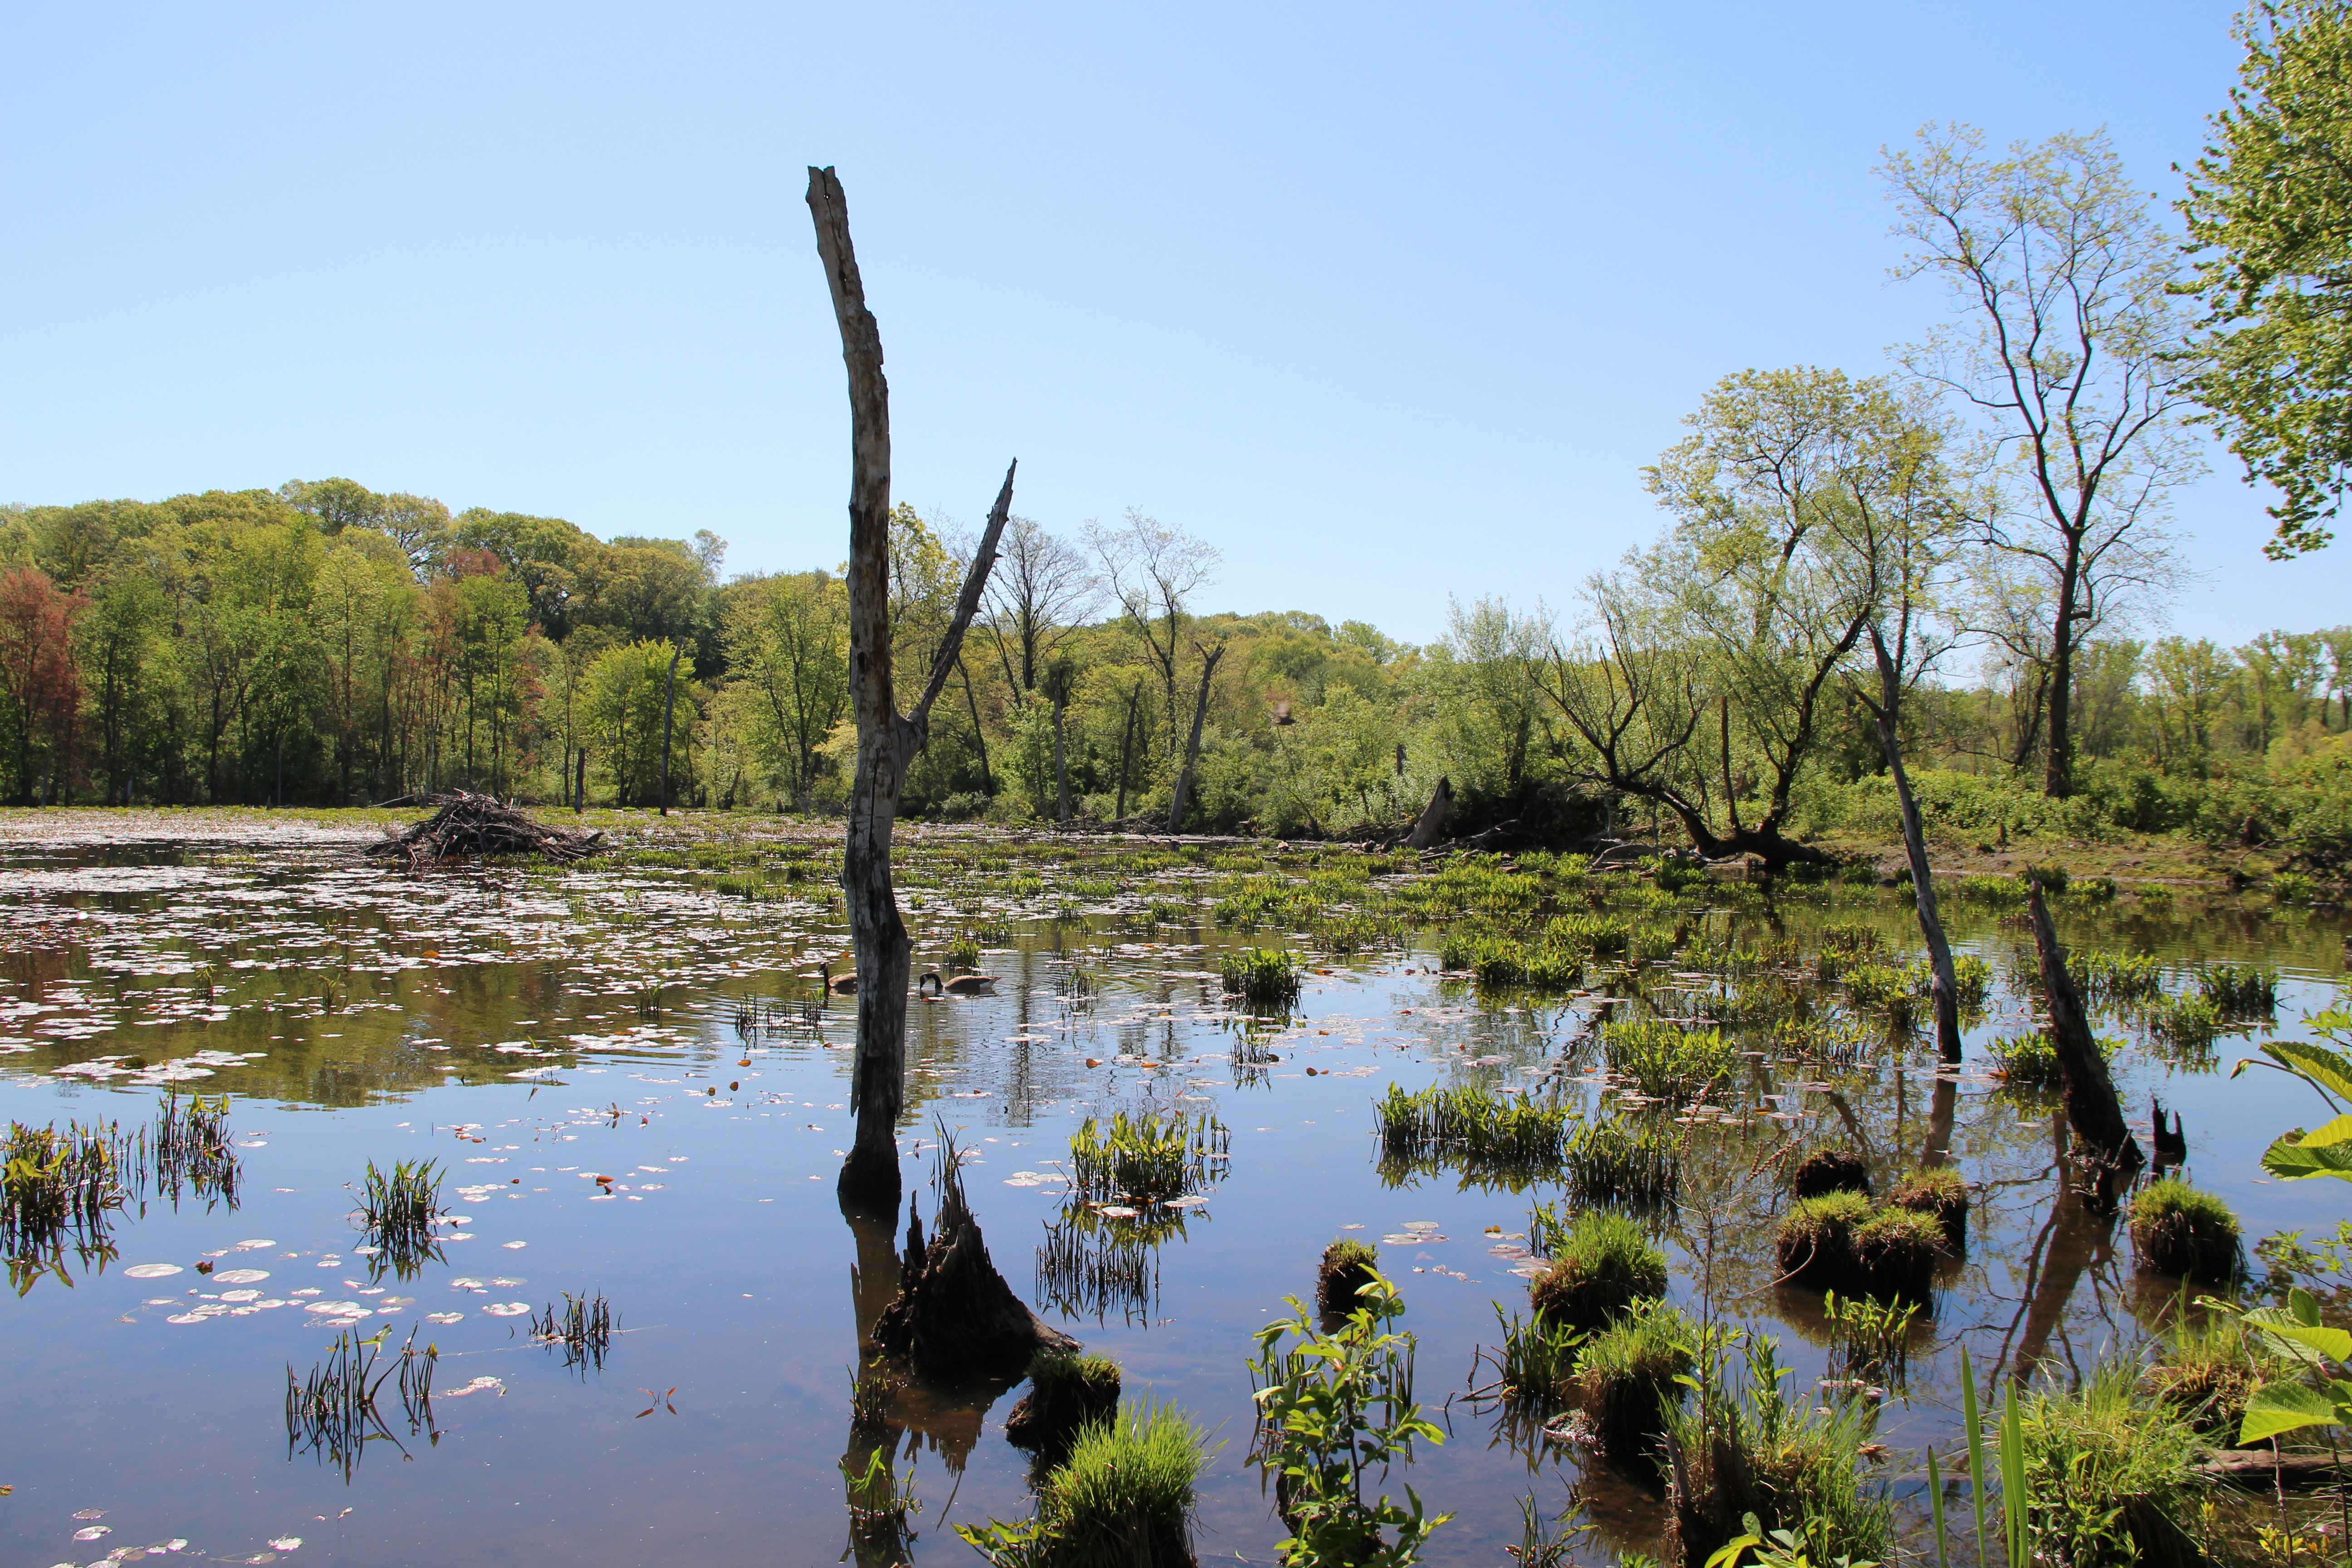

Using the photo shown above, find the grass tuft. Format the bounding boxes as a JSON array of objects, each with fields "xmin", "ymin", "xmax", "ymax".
[
  {"xmin": 2129, "ymin": 1177, "xmax": 2242, "ymax": 1282},
  {"xmin": 1527, "ymin": 1208, "xmax": 1667, "ymax": 1335}
]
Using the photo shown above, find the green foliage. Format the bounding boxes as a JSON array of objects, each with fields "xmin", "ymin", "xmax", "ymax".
[
  {"xmin": 958, "ymin": 1399, "xmax": 1212, "ymax": 1568},
  {"xmin": 1560, "ymin": 1115, "xmax": 1681, "ymax": 1211},
  {"xmin": 1249, "ymin": 1273, "xmax": 1452, "ymax": 1568},
  {"xmin": 2232, "ymin": 1021, "xmax": 2352, "ymax": 1181},
  {"xmin": 1574, "ymin": 1296, "xmax": 1697, "ymax": 1467},
  {"xmin": 2010, "ymin": 1363, "xmax": 2212, "ymax": 1568},
  {"xmin": 2198, "ymin": 962, "xmax": 2279, "ymax": 1014}
]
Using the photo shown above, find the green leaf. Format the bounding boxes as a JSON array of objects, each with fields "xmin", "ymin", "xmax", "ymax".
[
  {"xmin": 2239, "ymin": 1380, "xmax": 2347, "ymax": 1444},
  {"xmin": 2300, "ymin": 1112, "xmax": 2352, "ymax": 1149},
  {"xmin": 2266, "ymin": 1040, "xmax": 2352, "ymax": 1105},
  {"xmin": 2262, "ymin": 1132, "xmax": 2352, "ymax": 1182}
]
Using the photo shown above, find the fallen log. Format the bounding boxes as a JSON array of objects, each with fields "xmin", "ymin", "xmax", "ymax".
[
  {"xmin": 364, "ymin": 791, "xmax": 604, "ymax": 869},
  {"xmin": 2199, "ymin": 1449, "xmax": 2341, "ymax": 1490}
]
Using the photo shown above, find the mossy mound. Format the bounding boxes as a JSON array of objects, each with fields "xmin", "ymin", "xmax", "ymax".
[
  {"xmin": 1887, "ymin": 1167, "xmax": 1969, "ymax": 1253},
  {"xmin": 2129, "ymin": 1177, "xmax": 2242, "ymax": 1283},
  {"xmin": 1574, "ymin": 1298, "xmax": 1696, "ymax": 1471},
  {"xmin": 1004, "ymin": 1348, "xmax": 1123, "ymax": 1451},
  {"xmin": 1314, "ymin": 1238, "xmax": 1379, "ymax": 1320},
  {"xmin": 1854, "ymin": 1208, "xmax": 1945, "ymax": 1301},
  {"xmin": 1529, "ymin": 1210, "xmax": 1668, "ymax": 1335},
  {"xmin": 1775, "ymin": 1191, "xmax": 1874, "ymax": 1293}
]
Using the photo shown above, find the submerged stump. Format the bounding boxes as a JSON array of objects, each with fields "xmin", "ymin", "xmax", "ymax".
[{"xmin": 872, "ymin": 1141, "xmax": 1078, "ymax": 1380}]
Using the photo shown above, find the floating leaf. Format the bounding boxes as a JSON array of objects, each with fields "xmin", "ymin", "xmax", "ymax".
[{"xmin": 123, "ymin": 1265, "xmax": 183, "ymax": 1279}]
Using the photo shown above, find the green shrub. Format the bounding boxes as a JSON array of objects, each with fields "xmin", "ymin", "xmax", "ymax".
[
  {"xmin": 1527, "ymin": 1208, "xmax": 1667, "ymax": 1335},
  {"xmin": 1574, "ymin": 1296, "xmax": 1696, "ymax": 1470},
  {"xmin": 1600, "ymin": 1019, "xmax": 1735, "ymax": 1101},
  {"xmin": 959, "ymin": 1398, "xmax": 1211, "ymax": 1567},
  {"xmin": 2129, "ymin": 1177, "xmax": 2242, "ymax": 1282},
  {"xmin": 2013, "ymin": 1365, "xmax": 2210, "ymax": 1568}
]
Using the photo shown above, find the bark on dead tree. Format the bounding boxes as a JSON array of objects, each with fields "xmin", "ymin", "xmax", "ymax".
[
  {"xmin": 1405, "ymin": 775, "xmax": 1452, "ymax": 851},
  {"xmin": 808, "ymin": 165, "xmax": 1015, "ymax": 1207},
  {"xmin": 1166, "ymin": 642, "xmax": 1225, "ymax": 833},
  {"xmin": 2026, "ymin": 883, "xmax": 2144, "ymax": 1198},
  {"xmin": 1868, "ymin": 631, "xmax": 1961, "ymax": 1062}
]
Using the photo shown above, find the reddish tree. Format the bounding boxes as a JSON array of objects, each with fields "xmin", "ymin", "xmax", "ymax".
[{"xmin": 0, "ymin": 568, "xmax": 90, "ymax": 804}]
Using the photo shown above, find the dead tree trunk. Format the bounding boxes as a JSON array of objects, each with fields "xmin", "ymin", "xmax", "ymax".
[
  {"xmin": 1166, "ymin": 642, "xmax": 1225, "ymax": 833},
  {"xmin": 1052, "ymin": 692, "xmax": 1069, "ymax": 823},
  {"xmin": 1405, "ymin": 775, "xmax": 1452, "ymax": 850},
  {"xmin": 658, "ymin": 642, "xmax": 684, "ymax": 816},
  {"xmin": 1112, "ymin": 680, "xmax": 1141, "ymax": 820},
  {"xmin": 1870, "ymin": 632, "xmax": 1961, "ymax": 1062},
  {"xmin": 2026, "ymin": 884, "xmax": 2144, "ymax": 1200},
  {"xmin": 808, "ymin": 165, "xmax": 1015, "ymax": 1210}
]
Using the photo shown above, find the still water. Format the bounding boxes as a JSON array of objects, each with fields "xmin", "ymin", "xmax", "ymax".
[{"xmin": 0, "ymin": 813, "xmax": 2341, "ymax": 1567}]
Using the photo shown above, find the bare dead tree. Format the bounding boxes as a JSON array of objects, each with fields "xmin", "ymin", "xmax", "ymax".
[
  {"xmin": 1089, "ymin": 511, "xmax": 1219, "ymax": 760},
  {"xmin": 807, "ymin": 166, "xmax": 1015, "ymax": 1208},
  {"xmin": 981, "ymin": 515, "xmax": 1100, "ymax": 694}
]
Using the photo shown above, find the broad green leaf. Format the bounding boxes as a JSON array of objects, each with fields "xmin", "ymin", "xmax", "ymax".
[
  {"xmin": 2247, "ymin": 1315, "xmax": 2352, "ymax": 1362},
  {"xmin": 2239, "ymin": 1380, "xmax": 2345, "ymax": 1444},
  {"xmin": 2300, "ymin": 1113, "xmax": 2352, "ymax": 1149},
  {"xmin": 2262, "ymin": 1134, "xmax": 2352, "ymax": 1182}
]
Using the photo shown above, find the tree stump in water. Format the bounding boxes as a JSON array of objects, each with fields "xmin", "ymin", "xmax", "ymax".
[
  {"xmin": 872, "ymin": 1141, "xmax": 1077, "ymax": 1380},
  {"xmin": 1404, "ymin": 776, "xmax": 1451, "ymax": 850},
  {"xmin": 2026, "ymin": 885, "xmax": 2143, "ymax": 1208}
]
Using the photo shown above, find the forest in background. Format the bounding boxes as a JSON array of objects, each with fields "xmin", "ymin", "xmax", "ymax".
[{"xmin": 10, "ymin": 2, "xmax": 2352, "ymax": 869}]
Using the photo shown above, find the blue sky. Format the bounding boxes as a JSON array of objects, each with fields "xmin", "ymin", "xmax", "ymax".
[{"xmin": 1, "ymin": 1, "xmax": 2334, "ymax": 650}]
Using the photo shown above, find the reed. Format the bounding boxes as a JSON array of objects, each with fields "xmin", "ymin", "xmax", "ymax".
[
  {"xmin": 529, "ymin": 1290, "xmax": 615, "ymax": 1374},
  {"xmin": 1599, "ymin": 1019, "xmax": 1735, "ymax": 1101},
  {"xmin": 1220, "ymin": 946, "xmax": 1302, "ymax": 1009},
  {"xmin": 1560, "ymin": 1116, "xmax": 1680, "ymax": 1212},
  {"xmin": 1066, "ymin": 1111, "xmax": 1229, "ymax": 1205},
  {"xmin": 1374, "ymin": 1083, "xmax": 1575, "ymax": 1181}
]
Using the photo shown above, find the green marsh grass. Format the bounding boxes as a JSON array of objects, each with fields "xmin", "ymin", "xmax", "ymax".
[
  {"xmin": 1220, "ymin": 947, "xmax": 1302, "ymax": 1009},
  {"xmin": 2, "ymin": 1118, "xmax": 126, "ymax": 1256},
  {"xmin": 1526, "ymin": 1208, "xmax": 1667, "ymax": 1335},
  {"xmin": 1478, "ymin": 1302, "xmax": 1584, "ymax": 1416},
  {"xmin": 1599, "ymin": 1019, "xmax": 1735, "ymax": 1101},
  {"xmin": 1374, "ymin": 1083, "xmax": 1575, "ymax": 1183},
  {"xmin": 1886, "ymin": 1167, "xmax": 1968, "ymax": 1252},
  {"xmin": 2198, "ymin": 963, "xmax": 2279, "ymax": 1014},
  {"xmin": 1560, "ymin": 1115, "xmax": 1680, "ymax": 1212},
  {"xmin": 1820, "ymin": 1289, "xmax": 1921, "ymax": 1387},
  {"xmin": 1573, "ymin": 1295, "xmax": 1695, "ymax": 1469},
  {"xmin": 959, "ymin": 1399, "xmax": 1212, "ymax": 1568},
  {"xmin": 2011, "ymin": 1363, "xmax": 2210, "ymax": 1568},
  {"xmin": 1665, "ymin": 1333, "xmax": 1890, "ymax": 1568}
]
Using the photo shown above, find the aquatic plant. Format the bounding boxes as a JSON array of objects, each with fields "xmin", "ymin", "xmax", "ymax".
[
  {"xmin": 286, "ymin": 1326, "xmax": 438, "ymax": 1479},
  {"xmin": 946, "ymin": 932, "xmax": 983, "ymax": 967},
  {"xmin": 1560, "ymin": 1116, "xmax": 1680, "ymax": 1212},
  {"xmin": 1374, "ymin": 1083, "xmax": 1575, "ymax": 1181},
  {"xmin": 1987, "ymin": 1029, "xmax": 2116, "ymax": 1089},
  {"xmin": 1221, "ymin": 947, "xmax": 1303, "ymax": 1009},
  {"xmin": 1437, "ymin": 931, "xmax": 1583, "ymax": 989},
  {"xmin": 2129, "ymin": 1177, "xmax": 2242, "ymax": 1282},
  {"xmin": 1, "ymin": 1118, "xmax": 126, "ymax": 1257},
  {"xmin": 356, "ymin": 1158, "xmax": 443, "ymax": 1260},
  {"xmin": 1036, "ymin": 1200, "xmax": 1186, "ymax": 1326},
  {"xmin": 1066, "ymin": 1111, "xmax": 1228, "ymax": 1205},
  {"xmin": 1315, "ymin": 1237, "xmax": 1379, "ymax": 1319},
  {"xmin": 529, "ymin": 1291, "xmax": 615, "ymax": 1374},
  {"xmin": 1599, "ymin": 1019, "xmax": 1735, "ymax": 1101},
  {"xmin": 1477, "ymin": 1301, "xmax": 1583, "ymax": 1415},
  {"xmin": 1665, "ymin": 1332, "xmax": 1890, "ymax": 1568},
  {"xmin": 2143, "ymin": 1309, "xmax": 2271, "ymax": 1439},
  {"xmin": 2068, "ymin": 949, "xmax": 2164, "ymax": 1005},
  {"xmin": 961, "ymin": 1398, "xmax": 1211, "ymax": 1568},
  {"xmin": 1248, "ymin": 1273, "xmax": 1450, "ymax": 1568},
  {"xmin": 841, "ymin": 1447, "xmax": 922, "ymax": 1562},
  {"xmin": 2199, "ymin": 963, "xmax": 2279, "ymax": 1014},
  {"xmin": 1525, "ymin": 1208, "xmax": 1666, "ymax": 1338},
  {"xmin": 1820, "ymin": 1290, "xmax": 1921, "ymax": 1388},
  {"xmin": 1573, "ymin": 1295, "xmax": 1696, "ymax": 1469},
  {"xmin": 2141, "ymin": 994, "xmax": 2227, "ymax": 1063}
]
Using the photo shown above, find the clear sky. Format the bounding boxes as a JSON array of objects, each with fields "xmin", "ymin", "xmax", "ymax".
[{"xmin": 1, "ymin": 1, "xmax": 2334, "ymax": 652}]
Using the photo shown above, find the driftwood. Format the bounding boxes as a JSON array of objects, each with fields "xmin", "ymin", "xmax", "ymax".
[
  {"xmin": 808, "ymin": 166, "xmax": 1014, "ymax": 1206},
  {"xmin": 872, "ymin": 1140, "xmax": 1077, "ymax": 1379},
  {"xmin": 363, "ymin": 792, "xmax": 603, "ymax": 868},
  {"xmin": 2199, "ymin": 1449, "xmax": 2341, "ymax": 1490},
  {"xmin": 2026, "ymin": 884, "xmax": 2144, "ymax": 1201}
]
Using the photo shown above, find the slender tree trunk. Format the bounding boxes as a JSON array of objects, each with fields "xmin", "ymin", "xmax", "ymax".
[
  {"xmin": 1053, "ymin": 691, "xmax": 1068, "ymax": 823},
  {"xmin": 1872, "ymin": 633, "xmax": 1961, "ymax": 1063},
  {"xmin": 2044, "ymin": 540, "xmax": 2083, "ymax": 797},
  {"xmin": 1167, "ymin": 643, "xmax": 1225, "ymax": 833},
  {"xmin": 659, "ymin": 644, "xmax": 684, "ymax": 816},
  {"xmin": 957, "ymin": 656, "xmax": 991, "ymax": 794},
  {"xmin": 575, "ymin": 749, "xmax": 588, "ymax": 814},
  {"xmin": 1113, "ymin": 681, "xmax": 1140, "ymax": 820},
  {"xmin": 808, "ymin": 165, "xmax": 1015, "ymax": 1211}
]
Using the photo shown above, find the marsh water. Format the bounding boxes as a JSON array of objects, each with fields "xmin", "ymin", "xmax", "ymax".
[{"xmin": 0, "ymin": 812, "xmax": 2342, "ymax": 1568}]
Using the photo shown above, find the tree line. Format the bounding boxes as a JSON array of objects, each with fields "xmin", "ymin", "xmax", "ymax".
[{"xmin": 6, "ymin": 4, "xmax": 2352, "ymax": 853}]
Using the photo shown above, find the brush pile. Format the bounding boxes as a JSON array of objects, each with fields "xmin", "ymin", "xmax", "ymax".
[{"xmin": 366, "ymin": 792, "xmax": 603, "ymax": 868}]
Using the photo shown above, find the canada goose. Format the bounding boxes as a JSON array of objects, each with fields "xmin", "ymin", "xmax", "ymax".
[
  {"xmin": 817, "ymin": 962, "xmax": 858, "ymax": 995},
  {"xmin": 918, "ymin": 971, "xmax": 997, "ymax": 996}
]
